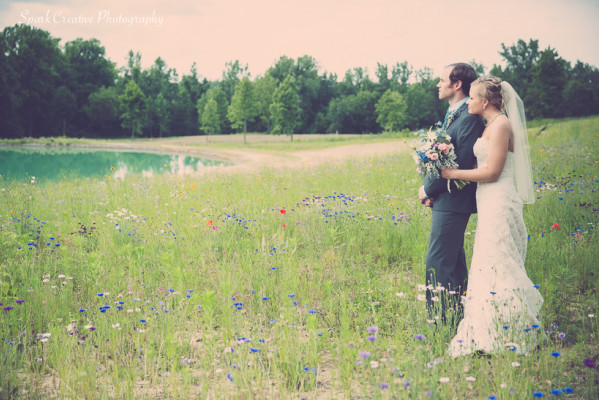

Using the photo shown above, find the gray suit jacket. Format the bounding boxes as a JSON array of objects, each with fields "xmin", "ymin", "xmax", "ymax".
[{"xmin": 424, "ymin": 102, "xmax": 485, "ymax": 214}]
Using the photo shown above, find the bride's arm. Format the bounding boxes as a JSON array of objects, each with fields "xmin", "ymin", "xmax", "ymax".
[{"xmin": 442, "ymin": 124, "xmax": 510, "ymax": 183}]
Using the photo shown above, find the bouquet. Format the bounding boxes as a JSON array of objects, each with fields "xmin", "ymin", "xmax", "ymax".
[{"xmin": 413, "ymin": 126, "xmax": 468, "ymax": 191}]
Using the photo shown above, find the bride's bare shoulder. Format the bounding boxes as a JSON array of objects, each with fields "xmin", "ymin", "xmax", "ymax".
[{"xmin": 486, "ymin": 116, "xmax": 512, "ymax": 145}]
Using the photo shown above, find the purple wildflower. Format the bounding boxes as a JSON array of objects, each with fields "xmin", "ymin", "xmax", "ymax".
[
  {"xmin": 366, "ymin": 326, "xmax": 379, "ymax": 334},
  {"xmin": 583, "ymin": 358, "xmax": 596, "ymax": 368}
]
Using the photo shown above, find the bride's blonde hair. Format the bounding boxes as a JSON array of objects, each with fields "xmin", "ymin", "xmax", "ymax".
[{"xmin": 472, "ymin": 76, "xmax": 504, "ymax": 110}]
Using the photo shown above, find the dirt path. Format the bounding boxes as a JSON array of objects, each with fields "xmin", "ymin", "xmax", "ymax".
[{"xmin": 67, "ymin": 135, "xmax": 410, "ymax": 175}]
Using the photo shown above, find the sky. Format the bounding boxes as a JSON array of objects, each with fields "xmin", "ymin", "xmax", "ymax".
[{"xmin": 1, "ymin": 0, "xmax": 598, "ymax": 81}]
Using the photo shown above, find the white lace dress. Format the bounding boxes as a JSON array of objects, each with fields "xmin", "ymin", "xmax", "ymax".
[{"xmin": 449, "ymin": 138, "xmax": 544, "ymax": 357}]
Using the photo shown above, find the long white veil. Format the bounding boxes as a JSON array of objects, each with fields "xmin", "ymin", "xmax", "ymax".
[{"xmin": 501, "ymin": 81, "xmax": 535, "ymax": 204}]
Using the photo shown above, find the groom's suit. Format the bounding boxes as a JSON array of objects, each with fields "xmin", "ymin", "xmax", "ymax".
[{"xmin": 424, "ymin": 101, "xmax": 484, "ymax": 320}]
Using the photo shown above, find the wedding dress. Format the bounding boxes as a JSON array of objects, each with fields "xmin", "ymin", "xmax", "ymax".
[{"xmin": 448, "ymin": 137, "xmax": 544, "ymax": 357}]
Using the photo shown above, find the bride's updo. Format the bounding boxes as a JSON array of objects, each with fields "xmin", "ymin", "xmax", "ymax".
[{"xmin": 472, "ymin": 76, "xmax": 504, "ymax": 110}]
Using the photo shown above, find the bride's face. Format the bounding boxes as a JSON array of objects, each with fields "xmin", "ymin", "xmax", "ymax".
[{"xmin": 467, "ymin": 84, "xmax": 485, "ymax": 115}]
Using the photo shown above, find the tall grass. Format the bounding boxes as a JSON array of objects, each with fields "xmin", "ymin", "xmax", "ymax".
[{"xmin": 0, "ymin": 117, "xmax": 597, "ymax": 399}]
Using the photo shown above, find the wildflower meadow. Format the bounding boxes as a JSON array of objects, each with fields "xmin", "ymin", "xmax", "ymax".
[{"xmin": 1, "ymin": 116, "xmax": 598, "ymax": 399}]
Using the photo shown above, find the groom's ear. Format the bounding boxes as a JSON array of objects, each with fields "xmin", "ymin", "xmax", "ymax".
[{"xmin": 453, "ymin": 80, "xmax": 463, "ymax": 91}]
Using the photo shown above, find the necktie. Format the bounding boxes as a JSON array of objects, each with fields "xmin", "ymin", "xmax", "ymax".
[{"xmin": 442, "ymin": 109, "xmax": 451, "ymax": 130}]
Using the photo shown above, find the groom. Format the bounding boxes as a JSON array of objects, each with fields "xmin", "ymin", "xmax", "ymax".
[{"xmin": 418, "ymin": 63, "xmax": 485, "ymax": 323}]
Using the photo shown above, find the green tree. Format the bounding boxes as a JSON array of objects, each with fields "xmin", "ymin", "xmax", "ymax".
[
  {"xmin": 562, "ymin": 61, "xmax": 599, "ymax": 117},
  {"xmin": 119, "ymin": 80, "xmax": 147, "ymax": 138},
  {"xmin": 155, "ymin": 93, "xmax": 170, "ymax": 137},
  {"xmin": 197, "ymin": 85, "xmax": 228, "ymax": 135},
  {"xmin": 268, "ymin": 55, "xmax": 295, "ymax": 82},
  {"xmin": 492, "ymin": 39, "xmax": 540, "ymax": 105},
  {"xmin": 390, "ymin": 61, "xmax": 412, "ymax": 93},
  {"xmin": 254, "ymin": 73, "xmax": 277, "ymax": 132},
  {"xmin": 327, "ymin": 91, "xmax": 379, "ymax": 134},
  {"xmin": 85, "ymin": 86, "xmax": 121, "ymax": 136},
  {"xmin": 139, "ymin": 57, "xmax": 178, "ymax": 137},
  {"xmin": 375, "ymin": 90, "xmax": 407, "ymax": 131},
  {"xmin": 228, "ymin": 77, "xmax": 257, "ymax": 144},
  {"xmin": 270, "ymin": 76, "xmax": 301, "ymax": 141},
  {"xmin": 171, "ymin": 63, "xmax": 208, "ymax": 135},
  {"xmin": 53, "ymin": 86, "xmax": 77, "ymax": 136},
  {"xmin": 375, "ymin": 63, "xmax": 391, "ymax": 94},
  {"xmin": 201, "ymin": 98, "xmax": 220, "ymax": 141},
  {"xmin": 528, "ymin": 47, "xmax": 569, "ymax": 119},
  {"xmin": 0, "ymin": 24, "xmax": 64, "ymax": 137},
  {"xmin": 469, "ymin": 59, "xmax": 487, "ymax": 76},
  {"xmin": 221, "ymin": 60, "xmax": 249, "ymax": 102}
]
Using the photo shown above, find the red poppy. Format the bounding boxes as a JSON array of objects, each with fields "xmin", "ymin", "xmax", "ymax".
[
  {"xmin": 551, "ymin": 223, "xmax": 560, "ymax": 229},
  {"xmin": 280, "ymin": 209, "xmax": 286, "ymax": 214},
  {"xmin": 207, "ymin": 220, "xmax": 213, "ymax": 226},
  {"xmin": 283, "ymin": 224, "xmax": 287, "ymax": 228}
]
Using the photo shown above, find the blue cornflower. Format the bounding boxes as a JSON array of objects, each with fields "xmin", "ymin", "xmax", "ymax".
[
  {"xmin": 550, "ymin": 389, "xmax": 562, "ymax": 395},
  {"xmin": 551, "ymin": 351, "xmax": 561, "ymax": 357},
  {"xmin": 249, "ymin": 347, "xmax": 259, "ymax": 353},
  {"xmin": 262, "ymin": 297, "xmax": 269, "ymax": 301},
  {"xmin": 533, "ymin": 391, "xmax": 544, "ymax": 397},
  {"xmin": 308, "ymin": 310, "xmax": 317, "ymax": 314},
  {"xmin": 288, "ymin": 294, "xmax": 295, "ymax": 298}
]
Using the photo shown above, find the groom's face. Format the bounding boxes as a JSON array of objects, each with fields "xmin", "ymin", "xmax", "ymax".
[{"xmin": 437, "ymin": 67, "xmax": 457, "ymax": 101}]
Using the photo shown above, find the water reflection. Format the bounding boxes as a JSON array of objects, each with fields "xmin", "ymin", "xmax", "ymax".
[{"xmin": 0, "ymin": 146, "xmax": 229, "ymax": 182}]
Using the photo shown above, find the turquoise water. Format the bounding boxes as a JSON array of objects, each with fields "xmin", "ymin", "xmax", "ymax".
[{"xmin": 0, "ymin": 147, "xmax": 229, "ymax": 183}]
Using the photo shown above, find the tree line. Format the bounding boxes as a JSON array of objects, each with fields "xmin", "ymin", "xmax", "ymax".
[{"xmin": 1, "ymin": 24, "xmax": 598, "ymax": 139}]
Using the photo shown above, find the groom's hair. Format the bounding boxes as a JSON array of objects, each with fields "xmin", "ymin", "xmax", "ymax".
[{"xmin": 447, "ymin": 63, "xmax": 477, "ymax": 96}]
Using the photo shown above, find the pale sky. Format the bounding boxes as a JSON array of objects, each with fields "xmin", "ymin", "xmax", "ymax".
[{"xmin": 1, "ymin": 0, "xmax": 598, "ymax": 81}]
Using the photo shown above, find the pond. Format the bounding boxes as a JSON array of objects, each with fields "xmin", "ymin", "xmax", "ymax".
[{"xmin": 0, "ymin": 146, "xmax": 229, "ymax": 183}]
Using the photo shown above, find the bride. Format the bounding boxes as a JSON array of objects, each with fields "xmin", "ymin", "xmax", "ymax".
[{"xmin": 441, "ymin": 76, "xmax": 544, "ymax": 357}]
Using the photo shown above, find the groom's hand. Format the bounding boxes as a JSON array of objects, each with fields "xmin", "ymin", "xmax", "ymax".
[{"xmin": 418, "ymin": 185, "xmax": 433, "ymax": 207}]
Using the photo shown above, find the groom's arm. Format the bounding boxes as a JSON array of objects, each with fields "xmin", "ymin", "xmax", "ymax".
[{"xmin": 423, "ymin": 114, "xmax": 483, "ymax": 198}]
